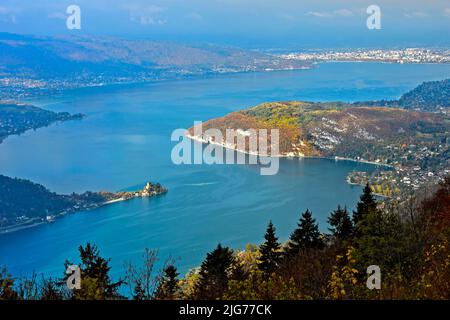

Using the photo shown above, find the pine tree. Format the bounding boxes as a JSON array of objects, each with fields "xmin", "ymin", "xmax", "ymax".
[
  {"xmin": 286, "ymin": 209, "xmax": 324, "ymax": 257},
  {"xmin": 328, "ymin": 205, "xmax": 354, "ymax": 241},
  {"xmin": 258, "ymin": 221, "xmax": 281, "ymax": 277},
  {"xmin": 195, "ymin": 244, "xmax": 234, "ymax": 299},
  {"xmin": 156, "ymin": 264, "xmax": 179, "ymax": 300},
  {"xmin": 354, "ymin": 209, "xmax": 406, "ymax": 273},
  {"xmin": 65, "ymin": 242, "xmax": 123, "ymax": 300},
  {"xmin": 353, "ymin": 183, "xmax": 378, "ymax": 225}
]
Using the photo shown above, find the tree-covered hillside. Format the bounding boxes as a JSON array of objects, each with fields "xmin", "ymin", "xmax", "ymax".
[
  {"xmin": 194, "ymin": 100, "xmax": 447, "ymax": 162},
  {"xmin": 354, "ymin": 79, "xmax": 449, "ymax": 111},
  {"xmin": 398, "ymin": 79, "xmax": 449, "ymax": 111},
  {"xmin": 0, "ymin": 175, "xmax": 75, "ymax": 228},
  {"xmin": 0, "ymin": 102, "xmax": 83, "ymax": 143},
  {"xmin": 0, "ymin": 174, "xmax": 167, "ymax": 231},
  {"xmin": 190, "ymin": 82, "xmax": 449, "ymax": 195}
]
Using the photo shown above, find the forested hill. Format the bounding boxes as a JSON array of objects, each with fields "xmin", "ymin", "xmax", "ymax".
[
  {"xmin": 193, "ymin": 101, "xmax": 447, "ymax": 161},
  {"xmin": 398, "ymin": 79, "xmax": 449, "ymax": 111},
  {"xmin": 354, "ymin": 79, "xmax": 449, "ymax": 111},
  {"xmin": 191, "ymin": 83, "xmax": 449, "ymax": 195},
  {"xmin": 0, "ymin": 174, "xmax": 168, "ymax": 232},
  {"xmin": 0, "ymin": 102, "xmax": 83, "ymax": 143},
  {"xmin": 0, "ymin": 175, "xmax": 75, "ymax": 229}
]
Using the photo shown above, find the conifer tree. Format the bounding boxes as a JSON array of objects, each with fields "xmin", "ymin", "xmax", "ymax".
[
  {"xmin": 258, "ymin": 221, "xmax": 281, "ymax": 277},
  {"xmin": 156, "ymin": 264, "xmax": 179, "ymax": 300},
  {"xmin": 354, "ymin": 209, "xmax": 405, "ymax": 272},
  {"xmin": 195, "ymin": 244, "xmax": 234, "ymax": 299},
  {"xmin": 353, "ymin": 183, "xmax": 378, "ymax": 225},
  {"xmin": 286, "ymin": 209, "xmax": 324, "ymax": 257},
  {"xmin": 65, "ymin": 242, "xmax": 123, "ymax": 300},
  {"xmin": 328, "ymin": 205, "xmax": 354, "ymax": 241}
]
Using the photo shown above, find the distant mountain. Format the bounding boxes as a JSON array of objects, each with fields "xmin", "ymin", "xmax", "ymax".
[
  {"xmin": 0, "ymin": 32, "xmax": 309, "ymax": 80},
  {"xmin": 354, "ymin": 79, "xmax": 449, "ymax": 111}
]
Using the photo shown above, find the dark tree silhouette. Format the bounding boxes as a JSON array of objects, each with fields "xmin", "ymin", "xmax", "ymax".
[
  {"xmin": 328, "ymin": 205, "xmax": 354, "ymax": 241},
  {"xmin": 156, "ymin": 264, "xmax": 179, "ymax": 300},
  {"xmin": 286, "ymin": 209, "xmax": 324, "ymax": 257},
  {"xmin": 195, "ymin": 244, "xmax": 234, "ymax": 299},
  {"xmin": 65, "ymin": 242, "xmax": 123, "ymax": 300},
  {"xmin": 353, "ymin": 183, "xmax": 378, "ymax": 225},
  {"xmin": 258, "ymin": 221, "xmax": 282, "ymax": 277}
]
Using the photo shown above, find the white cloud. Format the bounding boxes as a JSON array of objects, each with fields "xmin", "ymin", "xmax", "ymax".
[
  {"xmin": 0, "ymin": 6, "xmax": 19, "ymax": 24},
  {"xmin": 306, "ymin": 9, "xmax": 354, "ymax": 18},
  {"xmin": 403, "ymin": 11, "xmax": 428, "ymax": 18},
  {"xmin": 306, "ymin": 11, "xmax": 332, "ymax": 18},
  {"xmin": 48, "ymin": 12, "xmax": 66, "ymax": 20},
  {"xmin": 445, "ymin": 8, "xmax": 450, "ymax": 17},
  {"xmin": 334, "ymin": 9, "xmax": 354, "ymax": 17},
  {"xmin": 123, "ymin": 4, "xmax": 167, "ymax": 26}
]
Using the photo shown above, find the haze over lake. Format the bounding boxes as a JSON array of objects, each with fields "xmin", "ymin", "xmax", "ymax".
[{"xmin": 0, "ymin": 62, "xmax": 449, "ymax": 278}]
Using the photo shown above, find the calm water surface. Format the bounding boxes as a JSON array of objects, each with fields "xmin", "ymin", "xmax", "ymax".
[{"xmin": 0, "ymin": 62, "xmax": 449, "ymax": 278}]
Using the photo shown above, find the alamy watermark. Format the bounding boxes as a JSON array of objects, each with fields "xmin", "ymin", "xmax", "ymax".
[
  {"xmin": 171, "ymin": 121, "xmax": 280, "ymax": 175},
  {"xmin": 367, "ymin": 5, "xmax": 381, "ymax": 30},
  {"xmin": 366, "ymin": 265, "xmax": 381, "ymax": 290},
  {"xmin": 66, "ymin": 5, "xmax": 81, "ymax": 30},
  {"xmin": 66, "ymin": 265, "xmax": 81, "ymax": 290}
]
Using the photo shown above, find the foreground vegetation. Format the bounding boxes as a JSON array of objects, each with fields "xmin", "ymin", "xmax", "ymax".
[{"xmin": 1, "ymin": 177, "xmax": 448, "ymax": 300}]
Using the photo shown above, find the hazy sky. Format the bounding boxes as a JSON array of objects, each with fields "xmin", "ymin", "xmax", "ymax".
[{"xmin": 0, "ymin": 0, "xmax": 449, "ymax": 48}]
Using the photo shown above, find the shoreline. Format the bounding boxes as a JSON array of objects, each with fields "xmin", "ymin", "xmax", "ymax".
[
  {"xmin": 5, "ymin": 65, "xmax": 314, "ymax": 102},
  {"xmin": 185, "ymin": 133, "xmax": 394, "ymax": 197},
  {"xmin": 0, "ymin": 198, "xmax": 125, "ymax": 235},
  {"xmin": 0, "ymin": 184, "xmax": 168, "ymax": 236},
  {"xmin": 11, "ymin": 60, "xmax": 446, "ymax": 103},
  {"xmin": 185, "ymin": 133, "xmax": 394, "ymax": 168}
]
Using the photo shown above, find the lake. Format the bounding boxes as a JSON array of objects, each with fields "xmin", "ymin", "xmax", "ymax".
[{"xmin": 0, "ymin": 62, "xmax": 449, "ymax": 279}]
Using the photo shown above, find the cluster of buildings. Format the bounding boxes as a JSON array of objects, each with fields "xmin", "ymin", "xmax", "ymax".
[
  {"xmin": 347, "ymin": 142, "xmax": 449, "ymax": 197},
  {"xmin": 280, "ymin": 48, "xmax": 450, "ymax": 64},
  {"xmin": 0, "ymin": 74, "xmax": 158, "ymax": 100}
]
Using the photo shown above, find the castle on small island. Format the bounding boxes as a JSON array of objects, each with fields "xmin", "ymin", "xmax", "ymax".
[
  {"xmin": 102, "ymin": 181, "xmax": 168, "ymax": 203},
  {"xmin": 0, "ymin": 177, "xmax": 168, "ymax": 234},
  {"xmin": 136, "ymin": 182, "xmax": 168, "ymax": 198}
]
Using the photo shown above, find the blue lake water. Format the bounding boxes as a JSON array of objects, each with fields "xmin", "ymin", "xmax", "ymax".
[{"xmin": 0, "ymin": 62, "xmax": 449, "ymax": 279}]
